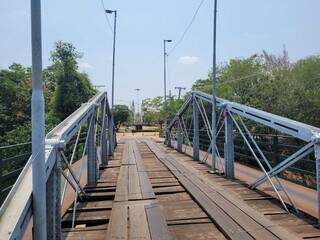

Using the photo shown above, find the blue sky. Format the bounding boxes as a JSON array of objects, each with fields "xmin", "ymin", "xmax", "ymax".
[{"xmin": 1, "ymin": 0, "xmax": 320, "ymax": 105}]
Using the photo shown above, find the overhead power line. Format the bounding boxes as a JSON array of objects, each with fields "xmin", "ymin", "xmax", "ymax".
[
  {"xmin": 168, "ymin": 0, "xmax": 207, "ymax": 55},
  {"xmin": 100, "ymin": 0, "xmax": 113, "ymax": 33}
]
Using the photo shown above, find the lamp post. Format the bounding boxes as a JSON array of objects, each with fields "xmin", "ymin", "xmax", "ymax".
[
  {"xmin": 105, "ymin": 9, "xmax": 117, "ymax": 109},
  {"xmin": 105, "ymin": 9, "xmax": 117, "ymax": 155},
  {"xmin": 163, "ymin": 39, "xmax": 172, "ymax": 144},
  {"xmin": 211, "ymin": 0, "xmax": 218, "ymax": 172}
]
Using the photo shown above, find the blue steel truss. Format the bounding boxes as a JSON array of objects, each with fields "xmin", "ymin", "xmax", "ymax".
[{"xmin": 167, "ymin": 90, "xmax": 320, "ymax": 226}]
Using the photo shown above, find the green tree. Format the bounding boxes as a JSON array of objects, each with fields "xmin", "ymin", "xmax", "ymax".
[
  {"xmin": 51, "ymin": 41, "xmax": 96, "ymax": 121},
  {"xmin": 0, "ymin": 63, "xmax": 31, "ymax": 136},
  {"xmin": 142, "ymin": 96, "xmax": 184, "ymax": 126},
  {"xmin": 113, "ymin": 105, "xmax": 132, "ymax": 129},
  {"xmin": 142, "ymin": 97, "xmax": 163, "ymax": 125}
]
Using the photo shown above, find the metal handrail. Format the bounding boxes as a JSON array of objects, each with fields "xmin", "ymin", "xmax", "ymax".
[{"xmin": 0, "ymin": 91, "xmax": 115, "ymax": 239}]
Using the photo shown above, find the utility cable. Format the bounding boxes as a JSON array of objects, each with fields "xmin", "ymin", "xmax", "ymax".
[
  {"xmin": 168, "ymin": 0, "xmax": 207, "ymax": 55},
  {"xmin": 100, "ymin": 0, "xmax": 113, "ymax": 34}
]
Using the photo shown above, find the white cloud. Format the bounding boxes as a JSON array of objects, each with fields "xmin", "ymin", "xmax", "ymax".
[
  {"xmin": 178, "ymin": 56, "xmax": 199, "ymax": 65},
  {"xmin": 79, "ymin": 62, "xmax": 93, "ymax": 70}
]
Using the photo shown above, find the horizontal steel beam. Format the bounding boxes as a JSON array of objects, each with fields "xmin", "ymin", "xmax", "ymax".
[{"xmin": 192, "ymin": 91, "xmax": 320, "ymax": 142}]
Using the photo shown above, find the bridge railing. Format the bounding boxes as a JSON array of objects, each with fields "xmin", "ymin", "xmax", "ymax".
[
  {"xmin": 0, "ymin": 91, "xmax": 116, "ymax": 239},
  {"xmin": 166, "ymin": 90, "xmax": 320, "ymax": 225}
]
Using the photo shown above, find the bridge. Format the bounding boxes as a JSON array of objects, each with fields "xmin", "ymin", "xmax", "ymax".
[
  {"xmin": 2, "ymin": 1, "xmax": 320, "ymax": 239},
  {"xmin": 1, "ymin": 89, "xmax": 320, "ymax": 239}
]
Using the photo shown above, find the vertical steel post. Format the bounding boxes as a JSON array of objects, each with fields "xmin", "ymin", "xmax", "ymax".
[
  {"xmin": 111, "ymin": 11, "xmax": 117, "ymax": 109},
  {"xmin": 164, "ymin": 40, "xmax": 168, "ymax": 145},
  {"xmin": 224, "ymin": 111, "xmax": 234, "ymax": 179},
  {"xmin": 46, "ymin": 152, "xmax": 61, "ymax": 239},
  {"xmin": 31, "ymin": 0, "xmax": 47, "ymax": 238},
  {"xmin": 101, "ymin": 97, "xmax": 108, "ymax": 166},
  {"xmin": 193, "ymin": 95, "xmax": 200, "ymax": 161},
  {"xmin": 163, "ymin": 39, "xmax": 172, "ymax": 145},
  {"xmin": 108, "ymin": 115, "xmax": 114, "ymax": 156},
  {"xmin": 177, "ymin": 118, "xmax": 183, "ymax": 152},
  {"xmin": 314, "ymin": 142, "xmax": 320, "ymax": 227},
  {"xmin": 87, "ymin": 112, "xmax": 97, "ymax": 186},
  {"xmin": 211, "ymin": 0, "xmax": 218, "ymax": 171}
]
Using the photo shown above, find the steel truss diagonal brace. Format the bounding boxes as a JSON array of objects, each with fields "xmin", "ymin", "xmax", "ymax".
[
  {"xmin": 60, "ymin": 151, "xmax": 87, "ymax": 198},
  {"xmin": 314, "ymin": 143, "xmax": 320, "ymax": 226},
  {"xmin": 167, "ymin": 95, "xmax": 192, "ymax": 130},
  {"xmin": 250, "ymin": 142, "xmax": 314, "ymax": 189},
  {"xmin": 229, "ymin": 113, "xmax": 289, "ymax": 212}
]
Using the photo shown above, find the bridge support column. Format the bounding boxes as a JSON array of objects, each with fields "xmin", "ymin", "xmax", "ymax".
[
  {"xmin": 224, "ymin": 110, "xmax": 234, "ymax": 179},
  {"xmin": 46, "ymin": 152, "xmax": 61, "ymax": 239},
  {"xmin": 193, "ymin": 95, "xmax": 199, "ymax": 161},
  {"xmin": 101, "ymin": 98, "xmax": 108, "ymax": 166},
  {"xmin": 108, "ymin": 116, "xmax": 114, "ymax": 156},
  {"xmin": 315, "ymin": 142, "xmax": 320, "ymax": 227},
  {"xmin": 177, "ymin": 118, "xmax": 183, "ymax": 152},
  {"xmin": 88, "ymin": 112, "xmax": 97, "ymax": 187}
]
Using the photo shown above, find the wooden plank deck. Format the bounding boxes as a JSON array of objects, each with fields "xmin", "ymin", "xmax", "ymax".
[
  {"xmin": 106, "ymin": 139, "xmax": 170, "ymax": 240},
  {"xmin": 61, "ymin": 136, "xmax": 320, "ymax": 239}
]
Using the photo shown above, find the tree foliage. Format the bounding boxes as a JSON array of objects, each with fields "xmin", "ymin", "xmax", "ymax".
[
  {"xmin": 113, "ymin": 105, "xmax": 132, "ymax": 128},
  {"xmin": 51, "ymin": 41, "xmax": 96, "ymax": 121},
  {"xmin": 0, "ymin": 41, "xmax": 97, "ymax": 146},
  {"xmin": 192, "ymin": 50, "xmax": 320, "ymax": 127},
  {"xmin": 142, "ymin": 96, "xmax": 184, "ymax": 125}
]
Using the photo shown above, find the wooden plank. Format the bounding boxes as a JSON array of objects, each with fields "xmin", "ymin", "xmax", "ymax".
[
  {"xmin": 175, "ymin": 172, "xmax": 253, "ymax": 240},
  {"xmin": 138, "ymin": 171, "xmax": 156, "ymax": 199},
  {"xmin": 129, "ymin": 204, "xmax": 151, "ymax": 240},
  {"xmin": 63, "ymin": 229, "xmax": 107, "ymax": 239},
  {"xmin": 106, "ymin": 204, "xmax": 128, "ymax": 240},
  {"xmin": 128, "ymin": 164, "xmax": 142, "ymax": 200},
  {"xmin": 114, "ymin": 165, "xmax": 128, "ymax": 202},
  {"xmin": 145, "ymin": 140, "xmax": 301, "ymax": 240},
  {"xmin": 163, "ymin": 158, "xmax": 279, "ymax": 240},
  {"xmin": 132, "ymin": 141, "xmax": 146, "ymax": 172},
  {"xmin": 132, "ymin": 140, "xmax": 156, "ymax": 199},
  {"xmin": 122, "ymin": 142, "xmax": 130, "ymax": 165},
  {"xmin": 127, "ymin": 141, "xmax": 136, "ymax": 165},
  {"xmin": 145, "ymin": 203, "xmax": 171, "ymax": 240}
]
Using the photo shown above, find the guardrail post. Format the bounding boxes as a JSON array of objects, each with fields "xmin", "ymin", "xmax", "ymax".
[
  {"xmin": 177, "ymin": 118, "xmax": 183, "ymax": 152},
  {"xmin": 224, "ymin": 110, "xmax": 234, "ymax": 179},
  {"xmin": 193, "ymin": 95, "xmax": 199, "ymax": 161},
  {"xmin": 108, "ymin": 115, "xmax": 114, "ymax": 156},
  {"xmin": 314, "ymin": 142, "xmax": 320, "ymax": 227},
  {"xmin": 101, "ymin": 97, "xmax": 108, "ymax": 166},
  {"xmin": 46, "ymin": 150, "xmax": 61, "ymax": 239},
  {"xmin": 87, "ymin": 112, "xmax": 97, "ymax": 186}
]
